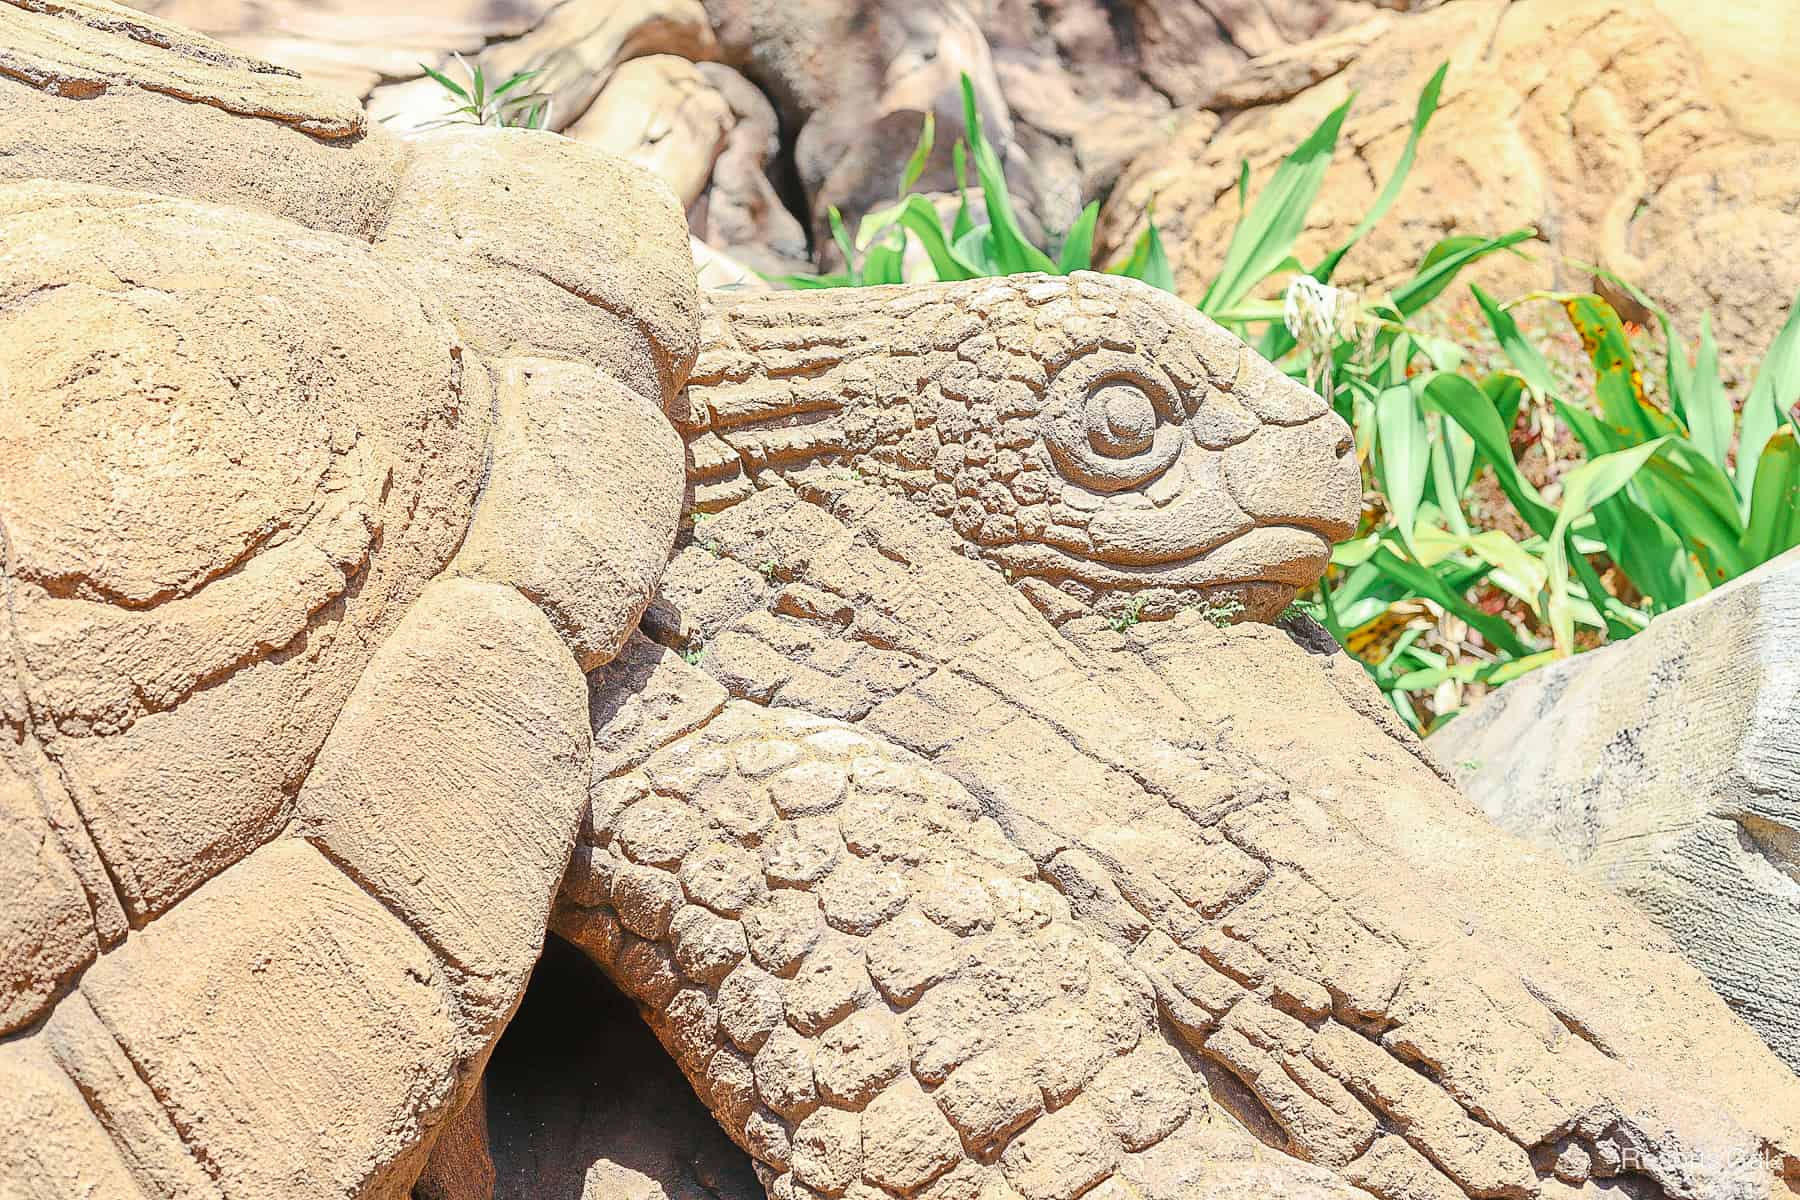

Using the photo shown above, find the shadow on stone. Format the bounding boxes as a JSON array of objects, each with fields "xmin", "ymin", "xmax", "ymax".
[{"xmin": 486, "ymin": 935, "xmax": 760, "ymax": 1200}]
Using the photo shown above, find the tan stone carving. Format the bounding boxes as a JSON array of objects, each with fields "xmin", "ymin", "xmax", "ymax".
[
  {"xmin": 585, "ymin": 480, "xmax": 1800, "ymax": 1200},
  {"xmin": 1, "ymin": 2, "xmax": 694, "ymax": 1195},
  {"xmin": 4, "ymin": 6, "xmax": 1799, "ymax": 1200},
  {"xmin": 678, "ymin": 278, "xmax": 1361, "ymax": 627}
]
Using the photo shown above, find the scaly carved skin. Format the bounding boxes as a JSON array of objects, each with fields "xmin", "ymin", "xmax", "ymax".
[
  {"xmin": 560, "ymin": 277, "xmax": 1800, "ymax": 1200},
  {"xmin": 677, "ymin": 273, "xmax": 1361, "ymax": 626}
]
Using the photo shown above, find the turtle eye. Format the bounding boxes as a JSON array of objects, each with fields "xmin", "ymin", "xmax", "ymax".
[
  {"xmin": 1038, "ymin": 351, "xmax": 1183, "ymax": 493},
  {"xmin": 1089, "ymin": 382, "xmax": 1158, "ymax": 458}
]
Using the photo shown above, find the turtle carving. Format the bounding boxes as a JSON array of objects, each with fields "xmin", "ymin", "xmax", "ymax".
[
  {"xmin": 3, "ymin": 5, "xmax": 1800, "ymax": 1200},
  {"xmin": 0, "ymin": 3, "xmax": 694, "ymax": 1196}
]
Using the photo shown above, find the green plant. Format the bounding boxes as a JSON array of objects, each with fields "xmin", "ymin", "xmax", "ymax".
[
  {"xmin": 681, "ymin": 643, "xmax": 706, "ymax": 667},
  {"xmin": 772, "ymin": 78, "xmax": 1172, "ymax": 291},
  {"xmin": 1109, "ymin": 597, "xmax": 1145, "ymax": 633},
  {"xmin": 1199, "ymin": 598, "xmax": 1246, "ymax": 628},
  {"xmin": 419, "ymin": 55, "xmax": 552, "ymax": 130}
]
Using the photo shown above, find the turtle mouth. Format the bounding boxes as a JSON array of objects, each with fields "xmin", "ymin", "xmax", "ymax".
[{"xmin": 989, "ymin": 524, "xmax": 1334, "ymax": 591}]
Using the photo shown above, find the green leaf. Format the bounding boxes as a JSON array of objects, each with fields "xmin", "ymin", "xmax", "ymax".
[
  {"xmin": 1747, "ymin": 425, "xmax": 1800, "ymax": 563},
  {"xmin": 951, "ymin": 140, "xmax": 975, "ymax": 241},
  {"xmin": 1366, "ymin": 545, "xmax": 1532, "ymax": 656},
  {"xmin": 1199, "ymin": 94, "xmax": 1353, "ymax": 318},
  {"xmin": 900, "ymin": 111, "xmax": 936, "ymax": 196},
  {"xmin": 1314, "ymin": 63, "xmax": 1447, "ymax": 284},
  {"xmin": 1375, "ymin": 384, "xmax": 1429, "ymax": 556},
  {"xmin": 1545, "ymin": 438, "xmax": 1671, "ymax": 654},
  {"xmin": 896, "ymin": 195, "xmax": 978, "ymax": 282},
  {"xmin": 1111, "ymin": 206, "xmax": 1176, "ymax": 293},
  {"xmin": 1057, "ymin": 202, "xmax": 1100, "ymax": 274},
  {"xmin": 1554, "ymin": 401, "xmax": 1706, "ymax": 611},
  {"xmin": 1562, "ymin": 295, "xmax": 1678, "ymax": 444},
  {"xmin": 1639, "ymin": 446, "xmax": 1750, "ymax": 585},
  {"xmin": 767, "ymin": 272, "xmax": 857, "ymax": 290},
  {"xmin": 1422, "ymin": 374, "xmax": 1556, "ymax": 537},
  {"xmin": 1390, "ymin": 231, "xmax": 1535, "ymax": 317},
  {"xmin": 421, "ymin": 62, "xmax": 471, "ymax": 103},
  {"xmin": 953, "ymin": 225, "xmax": 1000, "ymax": 276},
  {"xmin": 465, "ymin": 56, "xmax": 486, "ymax": 107},
  {"xmin": 1681, "ymin": 314, "xmax": 1734, "ymax": 473},
  {"xmin": 959, "ymin": 75, "xmax": 1057, "ymax": 276},
  {"xmin": 490, "ymin": 68, "xmax": 541, "ymax": 98},
  {"xmin": 1738, "ymin": 288, "xmax": 1800, "ymax": 512},
  {"xmin": 827, "ymin": 206, "xmax": 858, "ymax": 282},
  {"xmin": 1472, "ymin": 285, "xmax": 1557, "ymax": 400},
  {"xmin": 1481, "ymin": 373, "xmax": 1527, "ymax": 443},
  {"xmin": 862, "ymin": 235, "xmax": 907, "ymax": 286}
]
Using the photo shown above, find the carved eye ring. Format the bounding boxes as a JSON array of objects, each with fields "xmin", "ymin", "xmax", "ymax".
[{"xmin": 1038, "ymin": 350, "xmax": 1183, "ymax": 493}]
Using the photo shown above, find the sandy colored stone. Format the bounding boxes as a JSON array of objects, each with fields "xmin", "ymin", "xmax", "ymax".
[
  {"xmin": 565, "ymin": 54, "xmax": 732, "ymax": 210},
  {"xmin": 70, "ymin": 838, "xmax": 462, "ymax": 1199},
  {"xmin": 414, "ymin": 1080, "xmax": 497, "ymax": 1200},
  {"xmin": 448, "ymin": 359, "xmax": 687, "ymax": 671},
  {"xmin": 373, "ymin": 126, "xmax": 702, "ymax": 408},
  {"xmin": 0, "ymin": 180, "xmax": 486, "ymax": 949},
  {"xmin": 572, "ymin": 397, "xmax": 1800, "ymax": 1200},
  {"xmin": 1101, "ymin": 0, "xmax": 1800, "ymax": 372},
  {"xmin": 1, "ymin": 9, "xmax": 700, "ymax": 1197},
  {"xmin": 0, "ymin": 0, "xmax": 408, "ymax": 237},
  {"xmin": 1432, "ymin": 548, "xmax": 1800, "ymax": 1070},
  {"xmin": 295, "ymin": 577, "xmax": 590, "ymax": 1036},
  {"xmin": 681, "ymin": 272, "xmax": 1357, "ymax": 626}
]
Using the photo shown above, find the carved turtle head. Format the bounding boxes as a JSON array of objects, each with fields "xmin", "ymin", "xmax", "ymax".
[{"xmin": 689, "ymin": 272, "xmax": 1360, "ymax": 625}]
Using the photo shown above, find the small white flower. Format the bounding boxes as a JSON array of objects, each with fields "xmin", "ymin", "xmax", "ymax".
[{"xmin": 1283, "ymin": 275, "xmax": 1351, "ymax": 355}]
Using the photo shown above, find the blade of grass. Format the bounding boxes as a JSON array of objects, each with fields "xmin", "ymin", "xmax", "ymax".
[
  {"xmin": 1746, "ymin": 425, "xmax": 1800, "ymax": 562},
  {"xmin": 959, "ymin": 75, "xmax": 1056, "ymax": 275},
  {"xmin": 1422, "ymin": 373, "xmax": 1557, "ymax": 536},
  {"xmin": 1737, "ymin": 288, "xmax": 1800, "ymax": 513},
  {"xmin": 490, "ymin": 68, "xmax": 540, "ymax": 98},
  {"xmin": 1682, "ymin": 314, "xmax": 1734, "ymax": 472},
  {"xmin": 1314, "ymin": 63, "xmax": 1447, "ymax": 284},
  {"xmin": 1366, "ymin": 544, "xmax": 1532, "ymax": 656},
  {"xmin": 1375, "ymin": 383, "xmax": 1430, "ymax": 557},
  {"xmin": 1544, "ymin": 438, "xmax": 1671, "ymax": 654},
  {"xmin": 1110, "ymin": 206, "xmax": 1176, "ymax": 292},
  {"xmin": 420, "ymin": 62, "xmax": 470, "ymax": 102},
  {"xmin": 1199, "ymin": 95, "xmax": 1354, "ymax": 317},
  {"xmin": 900, "ymin": 111, "xmax": 935, "ymax": 195},
  {"xmin": 1562, "ymin": 295, "xmax": 1679, "ymax": 444},
  {"xmin": 1058, "ymin": 201, "xmax": 1099, "ymax": 274},
  {"xmin": 897, "ymin": 195, "xmax": 979, "ymax": 281}
]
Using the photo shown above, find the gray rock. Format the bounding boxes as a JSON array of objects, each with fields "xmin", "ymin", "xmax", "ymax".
[{"xmin": 1431, "ymin": 547, "xmax": 1800, "ymax": 1068}]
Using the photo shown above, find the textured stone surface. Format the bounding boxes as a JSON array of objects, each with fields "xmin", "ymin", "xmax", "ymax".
[
  {"xmin": 0, "ymin": 0, "xmax": 409, "ymax": 237},
  {"xmin": 566, "ymin": 462, "xmax": 1800, "ymax": 1199},
  {"xmin": 0, "ymin": 7, "xmax": 697, "ymax": 1198},
  {"xmin": 1100, "ymin": 0, "xmax": 1800, "ymax": 375},
  {"xmin": 372, "ymin": 126, "xmax": 702, "ymax": 409},
  {"xmin": 1432, "ymin": 548, "xmax": 1800, "ymax": 1072},
  {"xmin": 675, "ymin": 272, "xmax": 1358, "ymax": 628}
]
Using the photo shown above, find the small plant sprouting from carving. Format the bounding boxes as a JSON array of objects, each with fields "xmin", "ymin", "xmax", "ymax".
[
  {"xmin": 1278, "ymin": 598, "xmax": 1323, "ymax": 625},
  {"xmin": 681, "ymin": 642, "xmax": 706, "ymax": 667},
  {"xmin": 1109, "ymin": 596, "xmax": 1145, "ymax": 634},
  {"xmin": 1201, "ymin": 598, "xmax": 1247, "ymax": 629},
  {"xmin": 760, "ymin": 559, "xmax": 778, "ymax": 582},
  {"xmin": 419, "ymin": 54, "xmax": 552, "ymax": 131}
]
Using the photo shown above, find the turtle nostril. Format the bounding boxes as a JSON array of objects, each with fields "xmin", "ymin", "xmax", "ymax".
[{"xmin": 1335, "ymin": 432, "xmax": 1353, "ymax": 458}]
